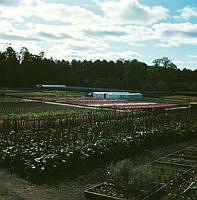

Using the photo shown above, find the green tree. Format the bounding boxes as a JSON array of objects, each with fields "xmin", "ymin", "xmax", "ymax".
[{"xmin": 153, "ymin": 57, "xmax": 177, "ymax": 69}]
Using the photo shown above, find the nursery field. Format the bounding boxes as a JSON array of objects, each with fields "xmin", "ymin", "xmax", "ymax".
[
  {"xmin": 85, "ymin": 143, "xmax": 197, "ymax": 200},
  {"xmin": 23, "ymin": 96, "xmax": 179, "ymax": 109},
  {"xmin": 4, "ymin": 90, "xmax": 87, "ymax": 97},
  {"xmin": 21, "ymin": 96, "xmax": 182, "ymax": 109},
  {"xmin": 3, "ymin": 89, "xmax": 186, "ymax": 109},
  {"xmin": 163, "ymin": 95, "xmax": 197, "ymax": 103},
  {"xmin": 0, "ymin": 89, "xmax": 197, "ymax": 199},
  {"xmin": 0, "ymin": 100, "xmax": 100, "ymax": 120},
  {"xmin": 0, "ymin": 99, "xmax": 196, "ymax": 182}
]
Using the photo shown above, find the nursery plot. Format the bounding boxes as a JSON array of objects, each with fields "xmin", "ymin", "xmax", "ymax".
[
  {"xmin": 6, "ymin": 90, "xmax": 87, "ymax": 97},
  {"xmin": 0, "ymin": 97, "xmax": 25, "ymax": 103},
  {"xmin": 157, "ymin": 157, "xmax": 196, "ymax": 168},
  {"xmin": 182, "ymin": 179, "xmax": 197, "ymax": 199},
  {"xmin": 0, "ymin": 102, "xmax": 196, "ymax": 183},
  {"xmin": 149, "ymin": 164, "xmax": 185, "ymax": 184},
  {"xmin": 85, "ymin": 160, "xmax": 166, "ymax": 200},
  {"xmin": 0, "ymin": 101, "xmax": 100, "ymax": 120},
  {"xmin": 61, "ymin": 97, "xmax": 178, "ymax": 109},
  {"xmin": 168, "ymin": 150, "xmax": 197, "ymax": 161},
  {"xmin": 85, "ymin": 182, "xmax": 165, "ymax": 200},
  {"xmin": 31, "ymin": 96, "xmax": 178, "ymax": 109},
  {"xmin": 163, "ymin": 95, "xmax": 197, "ymax": 104},
  {"xmin": 85, "ymin": 144, "xmax": 197, "ymax": 200},
  {"xmin": 162, "ymin": 168, "xmax": 197, "ymax": 199}
]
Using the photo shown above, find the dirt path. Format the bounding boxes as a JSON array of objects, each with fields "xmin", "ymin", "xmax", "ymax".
[{"xmin": 0, "ymin": 169, "xmax": 98, "ymax": 200}]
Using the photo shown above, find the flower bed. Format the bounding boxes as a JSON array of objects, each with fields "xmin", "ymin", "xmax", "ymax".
[
  {"xmin": 105, "ymin": 104, "xmax": 177, "ymax": 109},
  {"xmin": 24, "ymin": 96, "xmax": 178, "ymax": 109}
]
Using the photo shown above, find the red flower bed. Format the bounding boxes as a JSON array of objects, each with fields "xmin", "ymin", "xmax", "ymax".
[
  {"xmin": 70, "ymin": 100, "xmax": 131, "ymax": 105},
  {"xmin": 106, "ymin": 104, "xmax": 177, "ymax": 109}
]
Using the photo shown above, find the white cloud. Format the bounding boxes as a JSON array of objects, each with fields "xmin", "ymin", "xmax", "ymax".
[
  {"xmin": 152, "ymin": 23, "xmax": 197, "ymax": 47},
  {"xmin": 0, "ymin": 0, "xmax": 104, "ymax": 25},
  {"xmin": 176, "ymin": 6, "xmax": 197, "ymax": 20},
  {"xmin": 87, "ymin": 50, "xmax": 142, "ymax": 61},
  {"xmin": 0, "ymin": 0, "xmax": 197, "ymax": 67},
  {"xmin": 99, "ymin": 0, "xmax": 169, "ymax": 25},
  {"xmin": 82, "ymin": 23, "xmax": 152, "ymax": 46},
  {"xmin": 188, "ymin": 55, "xmax": 197, "ymax": 58}
]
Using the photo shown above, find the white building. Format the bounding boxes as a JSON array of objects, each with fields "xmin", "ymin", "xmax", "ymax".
[{"xmin": 88, "ymin": 92, "xmax": 143, "ymax": 99}]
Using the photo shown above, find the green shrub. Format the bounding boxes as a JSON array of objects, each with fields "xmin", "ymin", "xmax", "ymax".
[{"xmin": 107, "ymin": 159, "xmax": 158, "ymax": 199}]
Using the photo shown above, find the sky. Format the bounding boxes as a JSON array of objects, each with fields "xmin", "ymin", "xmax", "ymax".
[{"xmin": 0, "ymin": 0, "xmax": 197, "ymax": 70}]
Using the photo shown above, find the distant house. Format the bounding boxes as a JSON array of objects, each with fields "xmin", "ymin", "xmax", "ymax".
[{"xmin": 88, "ymin": 92, "xmax": 143, "ymax": 99}]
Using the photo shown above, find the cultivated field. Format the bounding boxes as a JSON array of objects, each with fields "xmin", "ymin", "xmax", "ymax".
[{"xmin": 0, "ymin": 89, "xmax": 197, "ymax": 199}]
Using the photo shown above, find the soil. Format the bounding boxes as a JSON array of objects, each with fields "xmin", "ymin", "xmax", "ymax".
[{"xmin": 0, "ymin": 139, "xmax": 196, "ymax": 200}]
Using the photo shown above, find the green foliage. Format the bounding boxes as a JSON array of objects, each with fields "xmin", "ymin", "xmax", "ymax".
[
  {"xmin": 107, "ymin": 159, "xmax": 157, "ymax": 197},
  {"xmin": 127, "ymin": 97, "xmax": 187, "ymax": 104},
  {"xmin": 0, "ymin": 102, "xmax": 99, "ymax": 120},
  {"xmin": 0, "ymin": 97, "xmax": 25, "ymax": 103},
  {"xmin": 0, "ymin": 92, "xmax": 5, "ymax": 97},
  {"xmin": 153, "ymin": 57, "xmax": 177, "ymax": 69},
  {"xmin": 0, "ymin": 107, "xmax": 196, "ymax": 182},
  {"xmin": 6, "ymin": 90, "xmax": 87, "ymax": 97}
]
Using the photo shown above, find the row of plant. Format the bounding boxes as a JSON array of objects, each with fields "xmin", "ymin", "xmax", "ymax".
[
  {"xmin": 1, "ymin": 107, "xmax": 193, "ymax": 136},
  {"xmin": 0, "ymin": 108, "xmax": 196, "ymax": 182},
  {"xmin": 163, "ymin": 95, "xmax": 197, "ymax": 103},
  {"xmin": 84, "ymin": 145, "xmax": 197, "ymax": 199},
  {"xmin": 0, "ymin": 97, "xmax": 25, "ymax": 103},
  {"xmin": 0, "ymin": 101, "xmax": 102, "ymax": 120},
  {"xmin": 5, "ymin": 90, "xmax": 87, "ymax": 97},
  {"xmin": 128, "ymin": 97, "xmax": 188, "ymax": 105}
]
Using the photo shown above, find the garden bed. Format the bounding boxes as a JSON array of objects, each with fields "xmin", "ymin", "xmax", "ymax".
[
  {"xmin": 167, "ymin": 150, "xmax": 197, "ymax": 161},
  {"xmin": 84, "ymin": 181, "xmax": 166, "ymax": 200},
  {"xmin": 84, "ymin": 144, "xmax": 197, "ymax": 200},
  {"xmin": 157, "ymin": 156, "xmax": 196, "ymax": 168}
]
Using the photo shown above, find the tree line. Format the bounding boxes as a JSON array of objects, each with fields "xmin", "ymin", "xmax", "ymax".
[{"xmin": 0, "ymin": 47, "xmax": 197, "ymax": 91}]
